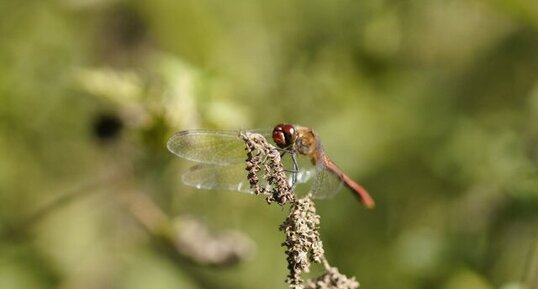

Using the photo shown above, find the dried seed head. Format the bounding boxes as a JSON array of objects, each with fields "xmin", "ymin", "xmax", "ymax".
[
  {"xmin": 280, "ymin": 196, "xmax": 325, "ymax": 285},
  {"xmin": 239, "ymin": 130, "xmax": 360, "ymax": 289},
  {"xmin": 243, "ymin": 133, "xmax": 266, "ymax": 195},
  {"xmin": 240, "ymin": 131, "xmax": 294, "ymax": 205},
  {"xmin": 304, "ymin": 267, "xmax": 360, "ymax": 289},
  {"xmin": 265, "ymin": 146, "xmax": 294, "ymax": 204}
]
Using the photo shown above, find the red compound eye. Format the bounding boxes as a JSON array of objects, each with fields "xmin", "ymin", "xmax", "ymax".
[{"xmin": 272, "ymin": 123, "xmax": 296, "ymax": 148}]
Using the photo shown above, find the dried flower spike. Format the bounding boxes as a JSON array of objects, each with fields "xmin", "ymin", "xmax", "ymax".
[
  {"xmin": 241, "ymin": 131, "xmax": 294, "ymax": 205},
  {"xmin": 243, "ymin": 133, "xmax": 265, "ymax": 195},
  {"xmin": 240, "ymin": 131, "xmax": 361, "ymax": 289},
  {"xmin": 304, "ymin": 267, "xmax": 360, "ymax": 289},
  {"xmin": 280, "ymin": 196, "xmax": 325, "ymax": 286}
]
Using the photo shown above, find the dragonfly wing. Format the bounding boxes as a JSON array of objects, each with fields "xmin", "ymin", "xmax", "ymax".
[
  {"xmin": 295, "ymin": 166, "xmax": 317, "ymax": 184},
  {"xmin": 309, "ymin": 138, "xmax": 343, "ymax": 199},
  {"xmin": 181, "ymin": 163, "xmax": 257, "ymax": 193},
  {"xmin": 310, "ymin": 163, "xmax": 343, "ymax": 199},
  {"xmin": 167, "ymin": 129, "xmax": 272, "ymax": 165},
  {"xmin": 181, "ymin": 162, "xmax": 315, "ymax": 194}
]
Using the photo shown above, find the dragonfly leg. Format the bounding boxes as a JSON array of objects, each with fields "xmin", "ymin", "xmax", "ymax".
[
  {"xmin": 279, "ymin": 150, "xmax": 299, "ymax": 191},
  {"xmin": 290, "ymin": 152, "xmax": 299, "ymax": 190}
]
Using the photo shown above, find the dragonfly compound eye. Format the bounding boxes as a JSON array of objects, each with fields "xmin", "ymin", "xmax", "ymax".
[{"xmin": 272, "ymin": 123, "xmax": 296, "ymax": 148}]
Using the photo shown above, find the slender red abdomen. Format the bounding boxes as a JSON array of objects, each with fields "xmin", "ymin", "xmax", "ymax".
[{"xmin": 322, "ymin": 154, "xmax": 375, "ymax": 208}]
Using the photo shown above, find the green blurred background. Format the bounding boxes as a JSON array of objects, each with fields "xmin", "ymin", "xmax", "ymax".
[{"xmin": 1, "ymin": 0, "xmax": 538, "ymax": 288}]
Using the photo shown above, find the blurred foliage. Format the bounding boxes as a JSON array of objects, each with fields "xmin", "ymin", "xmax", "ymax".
[{"xmin": 1, "ymin": 0, "xmax": 538, "ymax": 289}]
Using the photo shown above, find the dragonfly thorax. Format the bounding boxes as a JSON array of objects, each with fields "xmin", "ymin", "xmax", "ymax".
[{"xmin": 294, "ymin": 127, "xmax": 317, "ymax": 158}]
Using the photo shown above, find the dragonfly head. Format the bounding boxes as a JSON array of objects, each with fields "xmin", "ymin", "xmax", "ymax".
[{"xmin": 272, "ymin": 124, "xmax": 297, "ymax": 149}]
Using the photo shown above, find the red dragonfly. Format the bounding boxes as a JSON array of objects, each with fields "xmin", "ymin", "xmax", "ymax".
[{"xmin": 167, "ymin": 124, "xmax": 375, "ymax": 208}]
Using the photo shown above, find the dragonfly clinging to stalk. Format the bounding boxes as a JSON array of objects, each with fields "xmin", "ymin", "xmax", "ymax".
[{"xmin": 167, "ymin": 123, "xmax": 375, "ymax": 208}]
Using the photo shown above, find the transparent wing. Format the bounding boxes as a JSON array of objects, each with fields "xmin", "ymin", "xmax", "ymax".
[
  {"xmin": 311, "ymin": 162, "xmax": 343, "ymax": 199},
  {"xmin": 310, "ymin": 139, "xmax": 343, "ymax": 199},
  {"xmin": 167, "ymin": 129, "xmax": 272, "ymax": 165},
  {"xmin": 182, "ymin": 163, "xmax": 255, "ymax": 193},
  {"xmin": 181, "ymin": 162, "xmax": 316, "ymax": 194}
]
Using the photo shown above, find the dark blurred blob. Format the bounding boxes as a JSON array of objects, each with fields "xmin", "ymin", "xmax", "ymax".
[{"xmin": 92, "ymin": 112, "xmax": 124, "ymax": 143}]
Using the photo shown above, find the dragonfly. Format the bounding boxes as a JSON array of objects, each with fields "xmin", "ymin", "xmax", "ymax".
[{"xmin": 167, "ymin": 124, "xmax": 375, "ymax": 208}]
